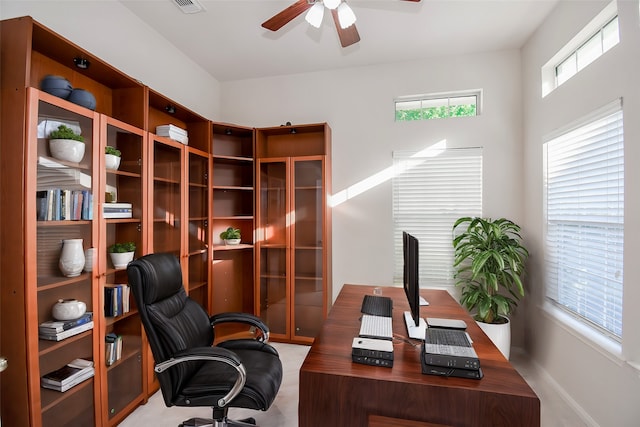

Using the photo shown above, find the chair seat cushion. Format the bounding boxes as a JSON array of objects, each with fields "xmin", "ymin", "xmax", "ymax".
[{"xmin": 174, "ymin": 347, "xmax": 283, "ymax": 411}]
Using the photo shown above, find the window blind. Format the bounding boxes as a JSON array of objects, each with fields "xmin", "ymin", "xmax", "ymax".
[
  {"xmin": 544, "ymin": 99, "xmax": 624, "ymax": 339},
  {"xmin": 392, "ymin": 148, "xmax": 482, "ymax": 288}
]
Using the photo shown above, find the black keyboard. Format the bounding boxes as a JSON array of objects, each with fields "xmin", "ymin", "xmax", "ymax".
[
  {"xmin": 425, "ymin": 328, "xmax": 471, "ymax": 347},
  {"xmin": 361, "ymin": 295, "xmax": 393, "ymax": 317}
]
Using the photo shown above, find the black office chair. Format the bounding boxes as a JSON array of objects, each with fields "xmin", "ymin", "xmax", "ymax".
[{"xmin": 127, "ymin": 253, "xmax": 283, "ymax": 427}]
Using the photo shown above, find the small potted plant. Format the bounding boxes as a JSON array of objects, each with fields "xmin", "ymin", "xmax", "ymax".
[
  {"xmin": 105, "ymin": 146, "xmax": 121, "ymax": 170},
  {"xmin": 219, "ymin": 227, "xmax": 241, "ymax": 245},
  {"xmin": 108, "ymin": 241, "xmax": 136, "ymax": 269},
  {"xmin": 48, "ymin": 124, "xmax": 85, "ymax": 163},
  {"xmin": 452, "ymin": 217, "xmax": 529, "ymax": 359}
]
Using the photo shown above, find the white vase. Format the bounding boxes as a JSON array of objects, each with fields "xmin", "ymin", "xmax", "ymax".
[
  {"xmin": 477, "ymin": 317, "xmax": 511, "ymax": 360},
  {"xmin": 59, "ymin": 239, "xmax": 85, "ymax": 277},
  {"xmin": 84, "ymin": 247, "xmax": 96, "ymax": 272}
]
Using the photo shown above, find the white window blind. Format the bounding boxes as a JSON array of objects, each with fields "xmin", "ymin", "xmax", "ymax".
[
  {"xmin": 544, "ymin": 99, "xmax": 624, "ymax": 339},
  {"xmin": 392, "ymin": 148, "xmax": 482, "ymax": 288}
]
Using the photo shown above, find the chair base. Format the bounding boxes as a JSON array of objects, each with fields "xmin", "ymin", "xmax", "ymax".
[{"xmin": 180, "ymin": 417, "xmax": 257, "ymax": 427}]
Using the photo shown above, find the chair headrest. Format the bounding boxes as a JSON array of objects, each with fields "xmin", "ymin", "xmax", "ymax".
[{"xmin": 129, "ymin": 253, "xmax": 184, "ymax": 304}]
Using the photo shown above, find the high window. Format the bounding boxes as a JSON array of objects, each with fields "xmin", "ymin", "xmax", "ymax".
[
  {"xmin": 395, "ymin": 91, "xmax": 480, "ymax": 121},
  {"xmin": 542, "ymin": 1, "xmax": 619, "ymax": 96},
  {"xmin": 392, "ymin": 147, "xmax": 482, "ymax": 289},
  {"xmin": 555, "ymin": 16, "xmax": 619, "ymax": 87},
  {"xmin": 543, "ymin": 99, "xmax": 624, "ymax": 339}
]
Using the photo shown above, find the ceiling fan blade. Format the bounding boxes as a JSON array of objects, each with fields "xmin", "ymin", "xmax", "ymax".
[
  {"xmin": 262, "ymin": 0, "xmax": 313, "ymax": 32},
  {"xmin": 331, "ymin": 9, "xmax": 360, "ymax": 48}
]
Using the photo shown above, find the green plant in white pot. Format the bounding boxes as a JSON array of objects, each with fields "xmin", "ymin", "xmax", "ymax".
[
  {"xmin": 219, "ymin": 227, "xmax": 241, "ymax": 245},
  {"xmin": 48, "ymin": 124, "xmax": 85, "ymax": 163},
  {"xmin": 105, "ymin": 145, "xmax": 121, "ymax": 170},
  {"xmin": 452, "ymin": 217, "xmax": 529, "ymax": 359},
  {"xmin": 108, "ymin": 241, "xmax": 136, "ymax": 270}
]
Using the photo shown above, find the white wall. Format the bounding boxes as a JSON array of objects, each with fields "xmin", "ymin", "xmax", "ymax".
[
  {"xmin": 0, "ymin": 0, "xmax": 221, "ymax": 119},
  {"xmin": 220, "ymin": 50, "xmax": 527, "ymax": 345},
  {"xmin": 522, "ymin": 1, "xmax": 640, "ymax": 425}
]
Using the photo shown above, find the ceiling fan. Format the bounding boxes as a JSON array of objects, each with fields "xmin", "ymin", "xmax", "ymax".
[{"xmin": 261, "ymin": 0, "xmax": 421, "ymax": 48}]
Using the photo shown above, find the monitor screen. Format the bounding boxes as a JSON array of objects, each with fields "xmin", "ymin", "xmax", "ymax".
[{"xmin": 403, "ymin": 231, "xmax": 420, "ymax": 328}]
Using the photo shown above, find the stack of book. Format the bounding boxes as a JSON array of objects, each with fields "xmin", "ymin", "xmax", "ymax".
[
  {"xmin": 41, "ymin": 358, "xmax": 95, "ymax": 392},
  {"xmin": 39, "ymin": 312, "xmax": 94, "ymax": 341},
  {"xmin": 104, "ymin": 284, "xmax": 131, "ymax": 317},
  {"xmin": 105, "ymin": 333, "xmax": 123, "ymax": 366},
  {"xmin": 156, "ymin": 124, "xmax": 189, "ymax": 145},
  {"xmin": 103, "ymin": 202, "xmax": 132, "ymax": 219}
]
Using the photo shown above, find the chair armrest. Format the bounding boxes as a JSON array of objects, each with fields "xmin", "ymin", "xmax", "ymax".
[
  {"xmin": 155, "ymin": 346, "xmax": 246, "ymax": 408},
  {"xmin": 210, "ymin": 312, "xmax": 271, "ymax": 342}
]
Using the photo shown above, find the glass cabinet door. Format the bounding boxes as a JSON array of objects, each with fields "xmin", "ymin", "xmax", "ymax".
[
  {"xmin": 151, "ymin": 138, "xmax": 183, "ymax": 258},
  {"xmin": 292, "ymin": 158, "xmax": 325, "ymax": 340},
  {"xmin": 101, "ymin": 117, "xmax": 145, "ymax": 424},
  {"xmin": 187, "ymin": 150, "xmax": 210, "ymax": 310},
  {"xmin": 258, "ymin": 160, "xmax": 289, "ymax": 338}
]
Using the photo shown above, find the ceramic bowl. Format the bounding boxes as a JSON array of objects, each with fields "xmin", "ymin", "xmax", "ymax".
[
  {"xmin": 52, "ymin": 299, "xmax": 87, "ymax": 320},
  {"xmin": 40, "ymin": 75, "xmax": 72, "ymax": 99},
  {"xmin": 49, "ymin": 139, "xmax": 85, "ymax": 163},
  {"xmin": 68, "ymin": 88, "xmax": 96, "ymax": 110}
]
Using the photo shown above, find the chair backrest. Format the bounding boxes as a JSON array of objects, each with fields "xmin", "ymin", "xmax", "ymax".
[{"xmin": 127, "ymin": 253, "xmax": 214, "ymax": 406}]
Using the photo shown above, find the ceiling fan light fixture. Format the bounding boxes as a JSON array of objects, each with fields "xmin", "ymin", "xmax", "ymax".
[
  {"xmin": 337, "ymin": 2, "xmax": 356, "ymax": 29},
  {"xmin": 323, "ymin": 0, "xmax": 341, "ymax": 10},
  {"xmin": 305, "ymin": 2, "xmax": 325, "ymax": 28}
]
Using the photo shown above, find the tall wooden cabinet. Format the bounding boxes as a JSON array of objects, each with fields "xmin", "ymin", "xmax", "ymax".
[
  {"xmin": 255, "ymin": 124, "xmax": 332, "ymax": 344},
  {"xmin": 1, "ymin": 16, "xmax": 147, "ymax": 426},
  {"xmin": 0, "ymin": 15, "xmax": 333, "ymax": 426}
]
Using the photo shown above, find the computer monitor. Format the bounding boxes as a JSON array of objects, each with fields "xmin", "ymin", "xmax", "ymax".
[{"xmin": 403, "ymin": 231, "xmax": 427, "ymax": 340}]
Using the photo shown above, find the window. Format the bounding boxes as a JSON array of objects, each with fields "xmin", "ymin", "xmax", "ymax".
[
  {"xmin": 543, "ymin": 99, "xmax": 624, "ymax": 339},
  {"xmin": 392, "ymin": 148, "xmax": 482, "ymax": 289},
  {"xmin": 395, "ymin": 91, "xmax": 480, "ymax": 121},
  {"xmin": 541, "ymin": 1, "xmax": 619, "ymax": 97},
  {"xmin": 555, "ymin": 16, "xmax": 619, "ymax": 87}
]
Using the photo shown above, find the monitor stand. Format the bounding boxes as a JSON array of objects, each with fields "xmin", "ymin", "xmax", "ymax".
[{"xmin": 404, "ymin": 311, "xmax": 426, "ymax": 340}]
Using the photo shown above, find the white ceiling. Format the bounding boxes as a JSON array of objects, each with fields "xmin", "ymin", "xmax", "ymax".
[{"xmin": 119, "ymin": 0, "xmax": 559, "ymax": 82}]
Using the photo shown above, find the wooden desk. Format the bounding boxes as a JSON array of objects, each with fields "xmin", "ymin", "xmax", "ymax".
[{"xmin": 298, "ymin": 284, "xmax": 540, "ymax": 427}]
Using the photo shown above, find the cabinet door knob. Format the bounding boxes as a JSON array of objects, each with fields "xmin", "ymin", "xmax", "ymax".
[{"xmin": 0, "ymin": 357, "xmax": 7, "ymax": 373}]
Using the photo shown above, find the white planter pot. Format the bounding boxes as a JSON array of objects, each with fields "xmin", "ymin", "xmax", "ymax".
[
  {"xmin": 109, "ymin": 251, "xmax": 135, "ymax": 270},
  {"xmin": 224, "ymin": 238, "xmax": 241, "ymax": 245},
  {"xmin": 49, "ymin": 138, "xmax": 85, "ymax": 163},
  {"xmin": 105, "ymin": 153, "xmax": 121, "ymax": 170},
  {"xmin": 477, "ymin": 317, "xmax": 511, "ymax": 360}
]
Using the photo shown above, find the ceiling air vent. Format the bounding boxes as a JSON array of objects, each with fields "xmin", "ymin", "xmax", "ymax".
[{"xmin": 172, "ymin": 0, "xmax": 205, "ymax": 14}]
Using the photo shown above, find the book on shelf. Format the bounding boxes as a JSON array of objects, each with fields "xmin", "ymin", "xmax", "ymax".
[
  {"xmin": 104, "ymin": 284, "xmax": 130, "ymax": 317},
  {"xmin": 39, "ymin": 312, "xmax": 93, "ymax": 334},
  {"xmin": 36, "ymin": 188, "xmax": 93, "ymax": 221},
  {"xmin": 39, "ymin": 320, "xmax": 94, "ymax": 341},
  {"xmin": 105, "ymin": 333, "xmax": 123, "ymax": 366},
  {"xmin": 41, "ymin": 358, "xmax": 95, "ymax": 392}
]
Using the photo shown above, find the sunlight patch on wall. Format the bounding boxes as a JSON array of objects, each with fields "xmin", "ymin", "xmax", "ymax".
[{"xmin": 330, "ymin": 140, "xmax": 447, "ymax": 207}]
